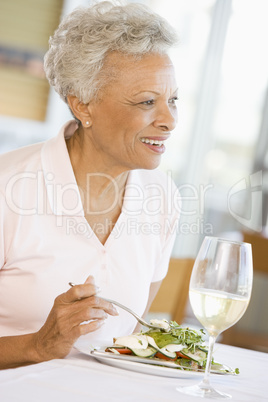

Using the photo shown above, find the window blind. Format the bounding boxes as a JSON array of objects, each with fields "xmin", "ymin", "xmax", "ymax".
[{"xmin": 0, "ymin": 0, "xmax": 63, "ymax": 121}]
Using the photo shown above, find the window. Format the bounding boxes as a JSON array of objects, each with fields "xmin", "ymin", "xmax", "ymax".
[{"xmin": 0, "ymin": 0, "xmax": 63, "ymax": 121}]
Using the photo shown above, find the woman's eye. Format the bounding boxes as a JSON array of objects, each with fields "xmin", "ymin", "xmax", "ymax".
[
  {"xmin": 140, "ymin": 99, "xmax": 155, "ymax": 106},
  {"xmin": 169, "ymin": 97, "xmax": 179, "ymax": 105}
]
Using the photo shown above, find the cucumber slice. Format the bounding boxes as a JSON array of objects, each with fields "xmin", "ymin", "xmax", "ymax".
[
  {"xmin": 146, "ymin": 336, "xmax": 159, "ymax": 350},
  {"xmin": 165, "ymin": 344, "xmax": 185, "ymax": 353},
  {"xmin": 180, "ymin": 348, "xmax": 207, "ymax": 364},
  {"xmin": 197, "ymin": 346, "xmax": 208, "ymax": 354},
  {"xmin": 114, "ymin": 335, "xmax": 148, "ymax": 350},
  {"xmin": 130, "ymin": 347, "xmax": 156, "ymax": 358},
  {"xmin": 106, "ymin": 348, "xmax": 121, "ymax": 354},
  {"xmin": 146, "ymin": 336, "xmax": 177, "ymax": 359},
  {"xmin": 159, "ymin": 347, "xmax": 177, "ymax": 359}
]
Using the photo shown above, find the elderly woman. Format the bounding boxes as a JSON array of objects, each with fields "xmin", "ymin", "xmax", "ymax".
[{"xmin": 0, "ymin": 1, "xmax": 179, "ymax": 369}]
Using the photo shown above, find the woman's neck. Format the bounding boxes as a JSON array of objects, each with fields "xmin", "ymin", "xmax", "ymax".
[{"xmin": 66, "ymin": 128, "xmax": 129, "ymax": 209}]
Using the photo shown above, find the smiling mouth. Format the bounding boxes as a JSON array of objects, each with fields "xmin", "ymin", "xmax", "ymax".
[{"xmin": 140, "ymin": 138, "xmax": 165, "ymax": 147}]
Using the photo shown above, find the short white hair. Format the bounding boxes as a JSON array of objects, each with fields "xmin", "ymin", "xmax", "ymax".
[{"xmin": 44, "ymin": 1, "xmax": 178, "ymax": 106}]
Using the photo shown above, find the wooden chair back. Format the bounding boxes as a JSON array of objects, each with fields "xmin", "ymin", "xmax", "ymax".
[
  {"xmin": 149, "ymin": 258, "xmax": 194, "ymax": 324},
  {"xmin": 243, "ymin": 231, "xmax": 268, "ymax": 273},
  {"xmin": 220, "ymin": 231, "xmax": 268, "ymax": 351}
]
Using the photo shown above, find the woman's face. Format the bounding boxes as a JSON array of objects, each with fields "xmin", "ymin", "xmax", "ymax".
[{"xmin": 87, "ymin": 52, "xmax": 178, "ymax": 172}]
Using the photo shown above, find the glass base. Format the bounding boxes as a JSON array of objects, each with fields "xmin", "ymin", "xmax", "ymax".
[{"xmin": 176, "ymin": 383, "xmax": 231, "ymax": 399}]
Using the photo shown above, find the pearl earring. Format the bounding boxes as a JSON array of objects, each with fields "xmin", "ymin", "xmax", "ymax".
[{"xmin": 85, "ymin": 121, "xmax": 89, "ymax": 125}]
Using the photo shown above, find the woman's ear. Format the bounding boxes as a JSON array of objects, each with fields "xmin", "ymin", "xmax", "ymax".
[{"xmin": 67, "ymin": 95, "xmax": 92, "ymax": 128}]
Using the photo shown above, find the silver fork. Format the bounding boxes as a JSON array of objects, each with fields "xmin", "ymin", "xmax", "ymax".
[{"xmin": 68, "ymin": 282, "xmax": 169, "ymax": 331}]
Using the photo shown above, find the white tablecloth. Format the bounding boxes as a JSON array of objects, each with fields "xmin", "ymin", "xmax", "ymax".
[{"xmin": 0, "ymin": 343, "xmax": 266, "ymax": 402}]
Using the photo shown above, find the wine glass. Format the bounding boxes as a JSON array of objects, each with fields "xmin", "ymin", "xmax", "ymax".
[{"xmin": 177, "ymin": 236, "xmax": 253, "ymax": 399}]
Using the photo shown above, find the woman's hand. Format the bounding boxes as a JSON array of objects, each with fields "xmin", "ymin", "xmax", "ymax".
[{"xmin": 32, "ymin": 276, "xmax": 118, "ymax": 362}]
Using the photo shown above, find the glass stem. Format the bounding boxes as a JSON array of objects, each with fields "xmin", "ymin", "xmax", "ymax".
[{"xmin": 200, "ymin": 334, "xmax": 217, "ymax": 387}]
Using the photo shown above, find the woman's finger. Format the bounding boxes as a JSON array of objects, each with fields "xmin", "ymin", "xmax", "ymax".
[
  {"xmin": 67, "ymin": 306, "xmax": 109, "ymax": 326},
  {"xmin": 83, "ymin": 296, "xmax": 118, "ymax": 316},
  {"xmin": 75, "ymin": 319, "xmax": 106, "ymax": 336},
  {"xmin": 63, "ymin": 282, "xmax": 100, "ymax": 303},
  {"xmin": 67, "ymin": 295, "xmax": 119, "ymax": 323}
]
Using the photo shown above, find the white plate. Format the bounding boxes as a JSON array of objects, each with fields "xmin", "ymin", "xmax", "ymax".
[
  {"xmin": 91, "ymin": 351, "xmax": 204, "ymax": 378},
  {"xmin": 74, "ymin": 338, "xmax": 235, "ymax": 379}
]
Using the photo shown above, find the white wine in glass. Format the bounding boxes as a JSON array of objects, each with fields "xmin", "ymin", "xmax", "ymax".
[{"xmin": 177, "ymin": 236, "xmax": 253, "ymax": 399}]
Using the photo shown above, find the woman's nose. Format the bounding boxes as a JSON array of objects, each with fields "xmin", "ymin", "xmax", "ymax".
[{"xmin": 153, "ymin": 104, "xmax": 178, "ymax": 131}]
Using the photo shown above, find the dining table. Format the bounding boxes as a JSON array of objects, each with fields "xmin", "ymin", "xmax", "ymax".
[{"xmin": 0, "ymin": 339, "xmax": 266, "ymax": 402}]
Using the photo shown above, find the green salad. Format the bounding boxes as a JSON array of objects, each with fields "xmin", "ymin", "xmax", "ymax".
[{"xmin": 105, "ymin": 320, "xmax": 239, "ymax": 374}]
